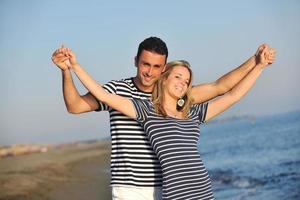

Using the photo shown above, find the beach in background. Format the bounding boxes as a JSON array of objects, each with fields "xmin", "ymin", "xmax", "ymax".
[
  {"xmin": 0, "ymin": 141, "xmax": 111, "ymax": 200},
  {"xmin": 1, "ymin": 111, "xmax": 299, "ymax": 200}
]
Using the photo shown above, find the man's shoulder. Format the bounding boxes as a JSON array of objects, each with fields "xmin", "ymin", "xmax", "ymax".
[
  {"xmin": 105, "ymin": 77, "xmax": 131, "ymax": 85},
  {"xmin": 105, "ymin": 77, "xmax": 135, "ymax": 89},
  {"xmin": 106, "ymin": 78, "xmax": 151, "ymax": 98}
]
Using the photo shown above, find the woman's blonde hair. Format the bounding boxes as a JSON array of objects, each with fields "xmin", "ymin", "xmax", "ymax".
[{"xmin": 151, "ymin": 60, "xmax": 194, "ymax": 119}]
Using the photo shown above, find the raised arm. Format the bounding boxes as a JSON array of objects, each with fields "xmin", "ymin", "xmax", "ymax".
[
  {"xmin": 191, "ymin": 44, "xmax": 275, "ymax": 104},
  {"xmin": 52, "ymin": 47, "xmax": 99, "ymax": 114},
  {"xmin": 63, "ymin": 48, "xmax": 137, "ymax": 119},
  {"xmin": 205, "ymin": 46, "xmax": 276, "ymax": 121}
]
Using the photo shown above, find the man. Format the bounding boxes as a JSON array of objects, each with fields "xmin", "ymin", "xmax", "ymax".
[{"xmin": 52, "ymin": 37, "xmax": 274, "ymax": 200}]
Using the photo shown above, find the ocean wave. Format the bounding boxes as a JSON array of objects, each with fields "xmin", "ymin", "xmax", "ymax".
[{"xmin": 211, "ymin": 169, "xmax": 266, "ymax": 189}]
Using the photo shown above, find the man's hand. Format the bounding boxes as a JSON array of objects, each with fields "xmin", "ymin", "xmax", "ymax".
[
  {"xmin": 52, "ymin": 46, "xmax": 70, "ymax": 71},
  {"xmin": 51, "ymin": 46, "xmax": 78, "ymax": 71},
  {"xmin": 257, "ymin": 46, "xmax": 276, "ymax": 68},
  {"xmin": 255, "ymin": 44, "xmax": 276, "ymax": 68},
  {"xmin": 265, "ymin": 47, "xmax": 276, "ymax": 65}
]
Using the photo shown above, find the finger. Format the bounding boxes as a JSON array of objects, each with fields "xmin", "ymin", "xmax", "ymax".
[
  {"xmin": 52, "ymin": 53, "xmax": 63, "ymax": 61},
  {"xmin": 54, "ymin": 57, "xmax": 69, "ymax": 64},
  {"xmin": 52, "ymin": 49, "xmax": 61, "ymax": 57},
  {"xmin": 66, "ymin": 48, "xmax": 75, "ymax": 58},
  {"xmin": 61, "ymin": 48, "xmax": 69, "ymax": 57},
  {"xmin": 60, "ymin": 57, "xmax": 70, "ymax": 62},
  {"xmin": 52, "ymin": 53, "xmax": 69, "ymax": 61},
  {"xmin": 267, "ymin": 54, "xmax": 276, "ymax": 64},
  {"xmin": 52, "ymin": 55, "xmax": 67, "ymax": 63},
  {"xmin": 261, "ymin": 48, "xmax": 268, "ymax": 64},
  {"xmin": 256, "ymin": 45, "xmax": 264, "ymax": 56},
  {"xmin": 268, "ymin": 56, "xmax": 276, "ymax": 62},
  {"xmin": 257, "ymin": 44, "xmax": 268, "ymax": 56},
  {"xmin": 257, "ymin": 46, "xmax": 267, "ymax": 57},
  {"xmin": 260, "ymin": 43, "xmax": 268, "ymax": 50},
  {"xmin": 52, "ymin": 52, "xmax": 65, "ymax": 58},
  {"xmin": 66, "ymin": 48, "xmax": 71, "ymax": 56},
  {"xmin": 261, "ymin": 46, "xmax": 268, "ymax": 54},
  {"xmin": 263, "ymin": 44, "xmax": 270, "ymax": 49},
  {"xmin": 269, "ymin": 49, "xmax": 277, "ymax": 55},
  {"xmin": 58, "ymin": 48, "xmax": 64, "ymax": 54},
  {"xmin": 270, "ymin": 51, "xmax": 276, "ymax": 57},
  {"xmin": 51, "ymin": 57, "xmax": 60, "ymax": 63}
]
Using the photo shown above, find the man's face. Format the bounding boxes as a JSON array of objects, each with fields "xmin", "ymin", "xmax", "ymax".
[{"xmin": 135, "ymin": 50, "xmax": 166, "ymax": 92}]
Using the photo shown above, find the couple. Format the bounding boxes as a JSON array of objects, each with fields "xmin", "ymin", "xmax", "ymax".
[{"xmin": 52, "ymin": 37, "xmax": 275, "ymax": 200}]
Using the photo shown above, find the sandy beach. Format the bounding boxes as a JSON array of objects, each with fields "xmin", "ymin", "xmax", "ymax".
[{"xmin": 0, "ymin": 140, "xmax": 111, "ymax": 200}]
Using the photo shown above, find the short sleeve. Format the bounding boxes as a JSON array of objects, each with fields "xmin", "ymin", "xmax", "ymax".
[
  {"xmin": 131, "ymin": 99, "xmax": 151, "ymax": 124},
  {"xmin": 191, "ymin": 102, "xmax": 209, "ymax": 124},
  {"xmin": 91, "ymin": 81, "xmax": 117, "ymax": 111}
]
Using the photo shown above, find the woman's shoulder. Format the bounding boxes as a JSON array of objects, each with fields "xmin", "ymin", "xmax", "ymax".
[
  {"xmin": 132, "ymin": 98, "xmax": 153, "ymax": 108},
  {"xmin": 189, "ymin": 102, "xmax": 208, "ymax": 115}
]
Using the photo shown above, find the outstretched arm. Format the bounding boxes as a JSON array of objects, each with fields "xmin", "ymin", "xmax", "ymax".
[
  {"xmin": 64, "ymin": 48, "xmax": 137, "ymax": 119},
  {"xmin": 191, "ymin": 44, "xmax": 275, "ymax": 104},
  {"xmin": 205, "ymin": 46, "xmax": 276, "ymax": 121},
  {"xmin": 52, "ymin": 47, "xmax": 100, "ymax": 114}
]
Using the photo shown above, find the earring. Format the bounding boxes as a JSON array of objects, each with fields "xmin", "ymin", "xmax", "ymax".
[
  {"xmin": 176, "ymin": 96, "xmax": 186, "ymax": 111},
  {"xmin": 177, "ymin": 97, "xmax": 185, "ymax": 107}
]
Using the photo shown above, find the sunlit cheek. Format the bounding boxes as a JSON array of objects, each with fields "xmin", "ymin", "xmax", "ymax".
[
  {"xmin": 184, "ymin": 86, "xmax": 188, "ymax": 93},
  {"xmin": 138, "ymin": 67, "xmax": 144, "ymax": 75}
]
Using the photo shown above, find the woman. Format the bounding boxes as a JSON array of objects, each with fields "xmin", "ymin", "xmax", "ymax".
[{"xmin": 59, "ymin": 46, "xmax": 274, "ymax": 200}]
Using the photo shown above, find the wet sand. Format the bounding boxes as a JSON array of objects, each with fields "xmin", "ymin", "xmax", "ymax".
[{"xmin": 0, "ymin": 141, "xmax": 111, "ymax": 200}]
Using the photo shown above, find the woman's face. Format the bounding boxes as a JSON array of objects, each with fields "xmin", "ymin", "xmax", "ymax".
[{"xmin": 164, "ymin": 66, "xmax": 191, "ymax": 99}]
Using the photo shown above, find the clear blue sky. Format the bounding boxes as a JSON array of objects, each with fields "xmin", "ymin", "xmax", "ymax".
[{"xmin": 0, "ymin": 0, "xmax": 299, "ymax": 145}]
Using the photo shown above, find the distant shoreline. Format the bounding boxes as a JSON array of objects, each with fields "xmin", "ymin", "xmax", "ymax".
[
  {"xmin": 0, "ymin": 139, "xmax": 109, "ymax": 158},
  {"xmin": 0, "ymin": 140, "xmax": 111, "ymax": 200}
]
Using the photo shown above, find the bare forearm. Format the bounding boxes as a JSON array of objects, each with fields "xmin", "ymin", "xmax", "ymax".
[
  {"xmin": 206, "ymin": 64, "xmax": 264, "ymax": 121},
  {"xmin": 215, "ymin": 55, "xmax": 256, "ymax": 94},
  {"xmin": 191, "ymin": 56, "xmax": 256, "ymax": 104},
  {"xmin": 72, "ymin": 63, "xmax": 136, "ymax": 118},
  {"xmin": 228, "ymin": 64, "xmax": 263, "ymax": 102},
  {"xmin": 72, "ymin": 64, "xmax": 107, "ymax": 103},
  {"xmin": 61, "ymin": 69, "xmax": 84, "ymax": 112}
]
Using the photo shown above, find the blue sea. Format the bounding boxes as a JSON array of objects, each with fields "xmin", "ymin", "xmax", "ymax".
[{"xmin": 199, "ymin": 111, "xmax": 300, "ymax": 200}]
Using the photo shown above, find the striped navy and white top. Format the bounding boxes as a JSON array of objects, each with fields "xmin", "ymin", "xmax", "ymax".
[
  {"xmin": 132, "ymin": 99, "xmax": 214, "ymax": 200},
  {"xmin": 95, "ymin": 78, "xmax": 163, "ymax": 187}
]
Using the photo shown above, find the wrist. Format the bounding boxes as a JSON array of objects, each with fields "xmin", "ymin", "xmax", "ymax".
[
  {"xmin": 255, "ymin": 63, "xmax": 265, "ymax": 70},
  {"xmin": 61, "ymin": 67, "xmax": 70, "ymax": 73},
  {"xmin": 61, "ymin": 68, "xmax": 72, "ymax": 77},
  {"xmin": 71, "ymin": 63, "xmax": 80, "ymax": 70}
]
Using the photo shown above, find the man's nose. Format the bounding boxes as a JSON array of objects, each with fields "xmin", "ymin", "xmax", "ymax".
[{"xmin": 146, "ymin": 67, "xmax": 153, "ymax": 76}]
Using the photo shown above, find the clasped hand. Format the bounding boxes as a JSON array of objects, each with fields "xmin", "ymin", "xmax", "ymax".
[{"xmin": 51, "ymin": 45, "xmax": 77, "ymax": 71}]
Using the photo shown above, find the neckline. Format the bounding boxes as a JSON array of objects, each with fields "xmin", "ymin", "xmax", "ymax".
[
  {"xmin": 131, "ymin": 77, "xmax": 152, "ymax": 94},
  {"xmin": 166, "ymin": 115, "xmax": 186, "ymax": 120},
  {"xmin": 164, "ymin": 107, "xmax": 184, "ymax": 119}
]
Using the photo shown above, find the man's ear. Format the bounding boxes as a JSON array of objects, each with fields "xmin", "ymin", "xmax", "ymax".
[{"xmin": 134, "ymin": 56, "xmax": 138, "ymax": 67}]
